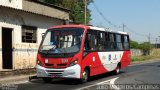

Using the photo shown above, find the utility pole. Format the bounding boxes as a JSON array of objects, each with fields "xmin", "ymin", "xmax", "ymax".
[
  {"xmin": 123, "ymin": 24, "xmax": 125, "ymax": 32},
  {"xmin": 148, "ymin": 33, "xmax": 151, "ymax": 43},
  {"xmin": 84, "ymin": 0, "xmax": 87, "ymax": 25},
  {"xmin": 148, "ymin": 33, "xmax": 151, "ymax": 55},
  {"xmin": 159, "ymin": 36, "xmax": 160, "ymax": 44},
  {"xmin": 155, "ymin": 38, "xmax": 158, "ymax": 48}
]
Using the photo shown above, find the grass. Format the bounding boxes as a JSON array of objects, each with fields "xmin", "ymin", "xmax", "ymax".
[
  {"xmin": 131, "ymin": 48, "xmax": 160, "ymax": 62},
  {"xmin": 131, "ymin": 55, "xmax": 160, "ymax": 62}
]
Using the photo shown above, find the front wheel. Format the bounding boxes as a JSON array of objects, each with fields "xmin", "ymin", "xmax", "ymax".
[
  {"xmin": 80, "ymin": 69, "xmax": 89, "ymax": 83},
  {"xmin": 42, "ymin": 77, "xmax": 52, "ymax": 83}
]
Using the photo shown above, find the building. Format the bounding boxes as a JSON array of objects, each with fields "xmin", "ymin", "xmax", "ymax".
[{"xmin": 0, "ymin": 0, "xmax": 69, "ymax": 71}]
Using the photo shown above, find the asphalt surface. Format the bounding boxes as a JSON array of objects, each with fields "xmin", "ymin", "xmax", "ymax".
[{"xmin": 1, "ymin": 60, "xmax": 160, "ymax": 90}]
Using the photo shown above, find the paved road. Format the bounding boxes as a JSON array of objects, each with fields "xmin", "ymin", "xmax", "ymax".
[{"xmin": 2, "ymin": 60, "xmax": 160, "ymax": 90}]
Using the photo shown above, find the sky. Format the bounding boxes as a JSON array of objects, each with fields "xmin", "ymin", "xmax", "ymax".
[{"xmin": 88, "ymin": 0, "xmax": 160, "ymax": 43}]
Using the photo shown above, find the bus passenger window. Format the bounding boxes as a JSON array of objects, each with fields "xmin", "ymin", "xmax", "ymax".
[
  {"xmin": 123, "ymin": 35, "xmax": 129, "ymax": 50},
  {"xmin": 116, "ymin": 34, "xmax": 123, "ymax": 50},
  {"xmin": 84, "ymin": 33, "xmax": 91, "ymax": 51},
  {"xmin": 98, "ymin": 32, "xmax": 105, "ymax": 51},
  {"xmin": 84, "ymin": 30, "xmax": 98, "ymax": 51}
]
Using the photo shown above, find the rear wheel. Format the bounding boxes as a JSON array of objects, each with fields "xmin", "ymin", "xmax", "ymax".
[
  {"xmin": 114, "ymin": 65, "xmax": 120, "ymax": 75},
  {"xmin": 81, "ymin": 69, "xmax": 89, "ymax": 83},
  {"xmin": 42, "ymin": 77, "xmax": 52, "ymax": 83}
]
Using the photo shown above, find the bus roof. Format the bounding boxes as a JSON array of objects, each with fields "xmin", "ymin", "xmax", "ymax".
[
  {"xmin": 89, "ymin": 26, "xmax": 128, "ymax": 35},
  {"xmin": 49, "ymin": 24, "xmax": 128, "ymax": 35}
]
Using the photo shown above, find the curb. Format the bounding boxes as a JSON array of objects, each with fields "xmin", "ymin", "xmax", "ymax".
[{"xmin": 0, "ymin": 74, "xmax": 36, "ymax": 84}]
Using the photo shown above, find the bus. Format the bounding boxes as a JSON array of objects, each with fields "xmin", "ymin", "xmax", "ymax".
[{"xmin": 36, "ymin": 25, "xmax": 130, "ymax": 83}]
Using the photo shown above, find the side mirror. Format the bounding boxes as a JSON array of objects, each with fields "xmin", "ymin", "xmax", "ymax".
[{"xmin": 41, "ymin": 33, "xmax": 45, "ymax": 38}]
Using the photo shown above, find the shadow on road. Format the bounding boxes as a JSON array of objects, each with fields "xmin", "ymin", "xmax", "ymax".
[{"xmin": 29, "ymin": 71, "xmax": 125, "ymax": 85}]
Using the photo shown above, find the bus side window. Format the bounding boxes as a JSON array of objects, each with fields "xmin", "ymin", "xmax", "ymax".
[
  {"xmin": 109, "ymin": 33, "xmax": 115, "ymax": 50},
  {"xmin": 116, "ymin": 34, "xmax": 123, "ymax": 50},
  {"xmin": 90, "ymin": 31, "xmax": 98, "ymax": 51},
  {"xmin": 123, "ymin": 35, "xmax": 129, "ymax": 50},
  {"xmin": 84, "ymin": 33, "xmax": 90, "ymax": 51},
  {"xmin": 104, "ymin": 32, "xmax": 109, "ymax": 51},
  {"xmin": 84, "ymin": 30, "xmax": 98, "ymax": 51},
  {"xmin": 98, "ymin": 32, "xmax": 105, "ymax": 51}
]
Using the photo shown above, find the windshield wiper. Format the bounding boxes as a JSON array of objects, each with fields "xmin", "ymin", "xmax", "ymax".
[{"xmin": 45, "ymin": 46, "xmax": 56, "ymax": 56}]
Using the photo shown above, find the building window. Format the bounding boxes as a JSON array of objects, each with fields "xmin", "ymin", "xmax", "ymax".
[{"xmin": 22, "ymin": 25, "xmax": 37, "ymax": 43}]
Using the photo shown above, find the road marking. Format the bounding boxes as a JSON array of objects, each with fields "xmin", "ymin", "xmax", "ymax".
[
  {"xmin": 2, "ymin": 80, "xmax": 29, "ymax": 85},
  {"xmin": 14, "ymin": 80, "xmax": 29, "ymax": 84},
  {"xmin": 110, "ymin": 77, "xmax": 120, "ymax": 90},
  {"xmin": 75, "ymin": 77, "xmax": 119, "ymax": 90}
]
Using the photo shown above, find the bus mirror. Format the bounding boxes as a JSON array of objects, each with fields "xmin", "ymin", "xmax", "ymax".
[
  {"xmin": 41, "ymin": 33, "xmax": 45, "ymax": 38},
  {"xmin": 83, "ymin": 50, "xmax": 90, "ymax": 57}
]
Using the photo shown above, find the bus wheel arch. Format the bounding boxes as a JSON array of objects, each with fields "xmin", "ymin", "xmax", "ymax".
[
  {"xmin": 81, "ymin": 66, "xmax": 90, "ymax": 83},
  {"xmin": 118, "ymin": 62, "xmax": 121, "ymax": 69},
  {"xmin": 114, "ymin": 62, "xmax": 121, "ymax": 75}
]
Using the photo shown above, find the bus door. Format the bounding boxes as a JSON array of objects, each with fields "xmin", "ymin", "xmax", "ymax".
[{"xmin": 84, "ymin": 30, "xmax": 104, "ymax": 75}]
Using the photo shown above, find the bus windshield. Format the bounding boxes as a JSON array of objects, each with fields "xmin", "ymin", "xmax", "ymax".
[{"xmin": 39, "ymin": 28, "xmax": 84, "ymax": 54}]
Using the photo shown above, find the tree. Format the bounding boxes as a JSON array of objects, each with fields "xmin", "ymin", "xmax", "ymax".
[
  {"xmin": 41, "ymin": 0, "xmax": 93, "ymax": 24},
  {"xmin": 130, "ymin": 40, "xmax": 139, "ymax": 49},
  {"xmin": 139, "ymin": 42, "xmax": 152, "ymax": 56}
]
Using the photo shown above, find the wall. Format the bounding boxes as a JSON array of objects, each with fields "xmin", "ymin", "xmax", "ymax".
[
  {"xmin": 131, "ymin": 49, "xmax": 143, "ymax": 57},
  {"xmin": 0, "ymin": 7, "xmax": 64, "ymax": 70},
  {"xmin": 150, "ymin": 48, "xmax": 160, "ymax": 56},
  {"xmin": 0, "ymin": 0, "xmax": 22, "ymax": 9}
]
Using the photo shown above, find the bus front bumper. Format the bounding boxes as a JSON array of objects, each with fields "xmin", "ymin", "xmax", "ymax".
[{"xmin": 36, "ymin": 64, "xmax": 81, "ymax": 79}]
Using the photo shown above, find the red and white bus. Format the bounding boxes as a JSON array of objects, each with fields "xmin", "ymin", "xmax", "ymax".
[{"xmin": 36, "ymin": 25, "xmax": 130, "ymax": 83}]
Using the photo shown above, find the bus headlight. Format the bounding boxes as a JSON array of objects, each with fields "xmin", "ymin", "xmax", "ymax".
[
  {"xmin": 69, "ymin": 60, "xmax": 78, "ymax": 67},
  {"xmin": 37, "ymin": 60, "xmax": 43, "ymax": 66}
]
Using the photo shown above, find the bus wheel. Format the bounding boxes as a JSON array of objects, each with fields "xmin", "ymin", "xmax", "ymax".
[
  {"xmin": 42, "ymin": 77, "xmax": 52, "ymax": 83},
  {"xmin": 81, "ymin": 69, "xmax": 89, "ymax": 83},
  {"xmin": 114, "ymin": 65, "xmax": 120, "ymax": 75}
]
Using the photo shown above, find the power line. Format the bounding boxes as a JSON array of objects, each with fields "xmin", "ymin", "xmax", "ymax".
[
  {"xmin": 92, "ymin": 2, "xmax": 154, "ymax": 43},
  {"xmin": 125, "ymin": 25, "xmax": 147, "ymax": 37},
  {"xmin": 92, "ymin": 2, "xmax": 122, "ymax": 28}
]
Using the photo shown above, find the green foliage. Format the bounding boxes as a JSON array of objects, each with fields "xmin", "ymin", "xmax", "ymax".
[
  {"xmin": 130, "ymin": 40, "xmax": 139, "ymax": 49},
  {"xmin": 43, "ymin": 0, "xmax": 93, "ymax": 24},
  {"xmin": 131, "ymin": 56, "xmax": 154, "ymax": 62},
  {"xmin": 139, "ymin": 42, "xmax": 152, "ymax": 56},
  {"xmin": 130, "ymin": 40, "xmax": 153, "ymax": 56}
]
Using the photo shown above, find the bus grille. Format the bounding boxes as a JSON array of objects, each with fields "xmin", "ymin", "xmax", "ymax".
[{"xmin": 46, "ymin": 70, "xmax": 64, "ymax": 77}]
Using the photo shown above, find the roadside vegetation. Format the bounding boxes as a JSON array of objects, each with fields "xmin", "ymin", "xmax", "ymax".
[
  {"xmin": 130, "ymin": 40, "xmax": 160, "ymax": 62},
  {"xmin": 131, "ymin": 55, "xmax": 160, "ymax": 62},
  {"xmin": 39, "ymin": 0, "xmax": 93, "ymax": 24}
]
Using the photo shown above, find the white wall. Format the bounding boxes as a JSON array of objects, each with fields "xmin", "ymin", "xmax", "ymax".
[
  {"xmin": 0, "ymin": 0, "xmax": 22, "ymax": 9},
  {"xmin": 0, "ymin": 7, "xmax": 64, "ymax": 70}
]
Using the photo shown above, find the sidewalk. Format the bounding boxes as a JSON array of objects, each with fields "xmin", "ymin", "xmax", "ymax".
[
  {"xmin": 0, "ymin": 69, "xmax": 36, "ymax": 84},
  {"xmin": 0, "ymin": 74, "xmax": 36, "ymax": 84}
]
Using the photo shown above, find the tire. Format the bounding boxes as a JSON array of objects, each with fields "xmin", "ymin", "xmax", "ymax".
[
  {"xmin": 81, "ymin": 69, "xmax": 89, "ymax": 83},
  {"xmin": 114, "ymin": 65, "xmax": 120, "ymax": 75},
  {"xmin": 42, "ymin": 77, "xmax": 52, "ymax": 83}
]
